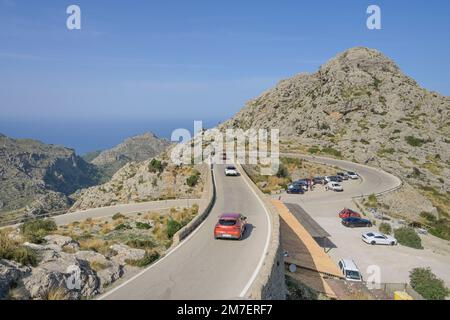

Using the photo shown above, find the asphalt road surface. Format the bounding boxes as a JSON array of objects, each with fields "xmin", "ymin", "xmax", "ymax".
[{"xmin": 100, "ymin": 164, "xmax": 270, "ymax": 300}]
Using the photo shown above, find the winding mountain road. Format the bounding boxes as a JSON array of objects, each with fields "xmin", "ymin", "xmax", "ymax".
[{"xmin": 99, "ymin": 164, "xmax": 271, "ymax": 300}]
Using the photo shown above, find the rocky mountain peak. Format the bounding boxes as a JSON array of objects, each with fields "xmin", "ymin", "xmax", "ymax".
[{"xmin": 90, "ymin": 131, "xmax": 171, "ymax": 177}]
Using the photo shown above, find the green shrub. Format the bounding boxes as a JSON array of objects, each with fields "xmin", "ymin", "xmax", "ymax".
[
  {"xmin": 420, "ymin": 212, "xmax": 436, "ymax": 222},
  {"xmin": 379, "ymin": 222, "xmax": 392, "ymax": 235},
  {"xmin": 20, "ymin": 219, "xmax": 57, "ymax": 244},
  {"xmin": 126, "ymin": 239, "xmax": 156, "ymax": 250},
  {"xmin": 276, "ymin": 164, "xmax": 290, "ymax": 179},
  {"xmin": 112, "ymin": 213, "xmax": 125, "ymax": 220},
  {"xmin": 126, "ymin": 252, "xmax": 160, "ymax": 267},
  {"xmin": 0, "ymin": 233, "xmax": 39, "ymax": 266},
  {"xmin": 114, "ymin": 223, "xmax": 131, "ymax": 231},
  {"xmin": 186, "ymin": 171, "xmax": 200, "ymax": 187},
  {"xmin": 410, "ymin": 268, "xmax": 449, "ymax": 300},
  {"xmin": 135, "ymin": 222, "xmax": 151, "ymax": 230},
  {"xmin": 148, "ymin": 159, "xmax": 166, "ymax": 173},
  {"xmin": 321, "ymin": 147, "xmax": 342, "ymax": 158},
  {"xmin": 405, "ymin": 136, "xmax": 426, "ymax": 147},
  {"xmin": 166, "ymin": 219, "xmax": 182, "ymax": 239},
  {"xmin": 394, "ymin": 227, "xmax": 423, "ymax": 249},
  {"xmin": 308, "ymin": 146, "xmax": 320, "ymax": 154}
]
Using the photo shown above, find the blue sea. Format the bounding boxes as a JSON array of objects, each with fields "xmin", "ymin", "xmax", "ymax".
[{"xmin": 0, "ymin": 116, "xmax": 224, "ymax": 155}]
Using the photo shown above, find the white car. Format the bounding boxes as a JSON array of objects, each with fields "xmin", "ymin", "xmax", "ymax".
[
  {"xmin": 338, "ymin": 259, "xmax": 363, "ymax": 282},
  {"xmin": 362, "ymin": 232, "xmax": 397, "ymax": 246},
  {"xmin": 326, "ymin": 182, "xmax": 343, "ymax": 192},
  {"xmin": 224, "ymin": 166, "xmax": 239, "ymax": 176},
  {"xmin": 346, "ymin": 171, "xmax": 359, "ymax": 180}
]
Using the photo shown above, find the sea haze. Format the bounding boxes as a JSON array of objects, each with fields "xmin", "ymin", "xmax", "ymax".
[{"xmin": 0, "ymin": 116, "xmax": 224, "ymax": 155}]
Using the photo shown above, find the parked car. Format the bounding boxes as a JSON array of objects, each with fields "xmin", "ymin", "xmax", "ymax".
[
  {"xmin": 326, "ymin": 182, "xmax": 344, "ymax": 192},
  {"xmin": 336, "ymin": 172, "xmax": 349, "ymax": 180},
  {"xmin": 290, "ymin": 180, "xmax": 308, "ymax": 191},
  {"xmin": 342, "ymin": 217, "xmax": 372, "ymax": 228},
  {"xmin": 313, "ymin": 176, "xmax": 325, "ymax": 185},
  {"xmin": 326, "ymin": 175, "xmax": 342, "ymax": 183},
  {"xmin": 214, "ymin": 213, "xmax": 247, "ymax": 240},
  {"xmin": 224, "ymin": 165, "xmax": 239, "ymax": 176},
  {"xmin": 346, "ymin": 171, "xmax": 359, "ymax": 180},
  {"xmin": 362, "ymin": 232, "xmax": 397, "ymax": 246},
  {"xmin": 338, "ymin": 259, "xmax": 363, "ymax": 282},
  {"xmin": 339, "ymin": 208, "xmax": 361, "ymax": 219},
  {"xmin": 286, "ymin": 186, "xmax": 304, "ymax": 194}
]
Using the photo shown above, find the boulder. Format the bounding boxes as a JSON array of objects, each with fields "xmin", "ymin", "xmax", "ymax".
[
  {"xmin": 21, "ymin": 252, "xmax": 99, "ymax": 300},
  {"xmin": 110, "ymin": 244, "xmax": 146, "ymax": 265},
  {"xmin": 75, "ymin": 251, "xmax": 123, "ymax": 290},
  {"xmin": 43, "ymin": 235, "xmax": 80, "ymax": 252},
  {"xmin": 0, "ymin": 260, "xmax": 31, "ymax": 299}
]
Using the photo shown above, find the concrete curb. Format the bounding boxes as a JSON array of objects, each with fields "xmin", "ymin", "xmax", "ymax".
[
  {"xmin": 238, "ymin": 163, "xmax": 287, "ymax": 300},
  {"xmin": 170, "ymin": 164, "xmax": 216, "ymax": 249}
]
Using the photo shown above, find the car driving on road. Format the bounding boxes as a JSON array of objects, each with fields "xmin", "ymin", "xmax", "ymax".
[
  {"xmin": 214, "ymin": 213, "xmax": 247, "ymax": 240},
  {"xmin": 342, "ymin": 217, "xmax": 372, "ymax": 228},
  {"xmin": 362, "ymin": 232, "xmax": 397, "ymax": 246},
  {"xmin": 326, "ymin": 182, "xmax": 344, "ymax": 192},
  {"xmin": 224, "ymin": 165, "xmax": 239, "ymax": 176}
]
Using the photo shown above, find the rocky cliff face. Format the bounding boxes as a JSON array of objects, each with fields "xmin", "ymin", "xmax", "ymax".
[
  {"xmin": 224, "ymin": 47, "xmax": 449, "ymax": 219},
  {"xmin": 0, "ymin": 135, "xmax": 103, "ymax": 220},
  {"xmin": 70, "ymin": 154, "xmax": 206, "ymax": 211},
  {"xmin": 89, "ymin": 132, "xmax": 171, "ymax": 178}
]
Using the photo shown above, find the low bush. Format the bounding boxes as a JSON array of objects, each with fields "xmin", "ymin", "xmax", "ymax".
[
  {"xmin": 405, "ymin": 136, "xmax": 426, "ymax": 147},
  {"xmin": 112, "ymin": 213, "xmax": 125, "ymax": 220},
  {"xmin": 148, "ymin": 159, "xmax": 166, "ymax": 173},
  {"xmin": 166, "ymin": 219, "xmax": 182, "ymax": 239},
  {"xmin": 0, "ymin": 232, "xmax": 39, "ymax": 266},
  {"xmin": 126, "ymin": 239, "xmax": 156, "ymax": 250},
  {"xmin": 394, "ymin": 227, "xmax": 423, "ymax": 249},
  {"xmin": 114, "ymin": 223, "xmax": 131, "ymax": 231},
  {"xmin": 186, "ymin": 171, "xmax": 200, "ymax": 187},
  {"xmin": 20, "ymin": 219, "xmax": 57, "ymax": 244},
  {"xmin": 379, "ymin": 222, "xmax": 392, "ymax": 235},
  {"xmin": 307, "ymin": 146, "xmax": 320, "ymax": 155},
  {"xmin": 126, "ymin": 252, "xmax": 160, "ymax": 267},
  {"xmin": 135, "ymin": 222, "xmax": 152, "ymax": 230},
  {"xmin": 321, "ymin": 147, "xmax": 342, "ymax": 158},
  {"xmin": 276, "ymin": 164, "xmax": 290, "ymax": 179},
  {"xmin": 410, "ymin": 268, "xmax": 449, "ymax": 300}
]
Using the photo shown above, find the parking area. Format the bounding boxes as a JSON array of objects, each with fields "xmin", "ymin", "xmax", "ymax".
[{"xmin": 275, "ymin": 178, "xmax": 450, "ymax": 287}]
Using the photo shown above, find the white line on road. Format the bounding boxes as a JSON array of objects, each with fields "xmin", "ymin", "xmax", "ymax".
[
  {"xmin": 98, "ymin": 175, "xmax": 216, "ymax": 300},
  {"xmin": 238, "ymin": 164, "xmax": 272, "ymax": 298}
]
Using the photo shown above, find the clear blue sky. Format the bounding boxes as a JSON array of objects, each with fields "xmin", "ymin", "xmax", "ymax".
[{"xmin": 1, "ymin": 0, "xmax": 449, "ymax": 153}]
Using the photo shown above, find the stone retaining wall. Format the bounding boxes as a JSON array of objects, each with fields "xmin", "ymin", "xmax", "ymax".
[{"xmin": 239, "ymin": 164, "xmax": 286, "ymax": 300}]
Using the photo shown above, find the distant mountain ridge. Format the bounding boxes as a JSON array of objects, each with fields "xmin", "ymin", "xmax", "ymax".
[
  {"xmin": 0, "ymin": 134, "xmax": 103, "ymax": 220},
  {"xmin": 88, "ymin": 132, "xmax": 171, "ymax": 178}
]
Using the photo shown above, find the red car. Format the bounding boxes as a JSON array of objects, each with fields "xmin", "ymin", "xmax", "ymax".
[
  {"xmin": 339, "ymin": 208, "xmax": 361, "ymax": 219},
  {"xmin": 214, "ymin": 213, "xmax": 247, "ymax": 240}
]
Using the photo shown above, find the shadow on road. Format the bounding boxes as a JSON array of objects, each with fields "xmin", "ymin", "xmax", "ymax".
[{"xmin": 242, "ymin": 223, "xmax": 254, "ymax": 240}]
